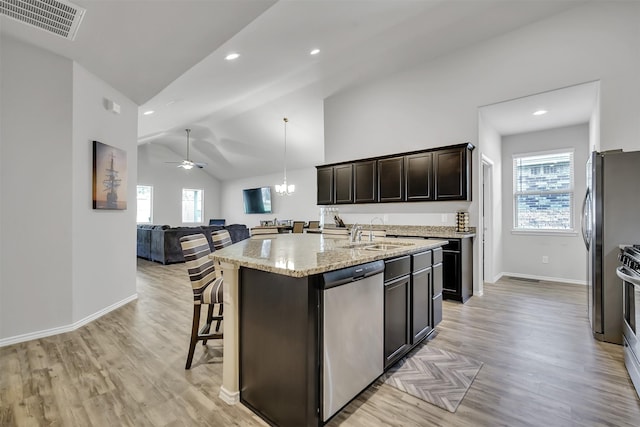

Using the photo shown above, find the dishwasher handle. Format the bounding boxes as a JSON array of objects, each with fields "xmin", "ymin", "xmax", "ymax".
[{"xmin": 323, "ymin": 260, "xmax": 385, "ymax": 289}]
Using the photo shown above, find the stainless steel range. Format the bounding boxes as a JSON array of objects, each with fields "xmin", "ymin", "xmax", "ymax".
[{"xmin": 617, "ymin": 245, "xmax": 640, "ymax": 398}]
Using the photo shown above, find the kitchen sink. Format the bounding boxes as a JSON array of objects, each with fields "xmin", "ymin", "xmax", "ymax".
[
  {"xmin": 337, "ymin": 241, "xmax": 415, "ymax": 250},
  {"xmin": 363, "ymin": 243, "xmax": 405, "ymax": 251}
]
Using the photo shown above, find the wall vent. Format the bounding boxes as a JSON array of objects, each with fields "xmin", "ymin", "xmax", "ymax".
[{"xmin": 0, "ymin": 0, "xmax": 86, "ymax": 40}]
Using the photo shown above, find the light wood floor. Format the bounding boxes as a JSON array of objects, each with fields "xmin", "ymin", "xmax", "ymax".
[{"xmin": 2, "ymin": 260, "xmax": 639, "ymax": 426}]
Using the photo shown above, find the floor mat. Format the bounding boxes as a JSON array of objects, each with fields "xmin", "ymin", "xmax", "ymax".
[{"xmin": 383, "ymin": 344, "xmax": 483, "ymax": 413}]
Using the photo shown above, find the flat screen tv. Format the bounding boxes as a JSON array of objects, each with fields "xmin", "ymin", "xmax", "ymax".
[{"xmin": 243, "ymin": 187, "xmax": 272, "ymax": 214}]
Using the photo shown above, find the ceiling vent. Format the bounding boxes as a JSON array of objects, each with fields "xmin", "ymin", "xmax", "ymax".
[{"xmin": 0, "ymin": 0, "xmax": 86, "ymax": 40}]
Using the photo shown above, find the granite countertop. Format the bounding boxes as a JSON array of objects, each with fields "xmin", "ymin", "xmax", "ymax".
[
  {"xmin": 356, "ymin": 225, "xmax": 476, "ymax": 239},
  {"xmin": 211, "ymin": 233, "xmax": 448, "ymax": 278}
]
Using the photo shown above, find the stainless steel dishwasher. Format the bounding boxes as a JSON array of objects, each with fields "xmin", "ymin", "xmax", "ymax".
[{"xmin": 322, "ymin": 260, "xmax": 385, "ymax": 421}]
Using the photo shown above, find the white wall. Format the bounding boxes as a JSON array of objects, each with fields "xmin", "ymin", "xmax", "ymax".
[
  {"xmin": 501, "ymin": 124, "xmax": 589, "ymax": 284},
  {"xmin": 1, "ymin": 37, "xmax": 74, "ymax": 339},
  {"xmin": 324, "ymin": 2, "xmax": 640, "ymax": 291},
  {"xmin": 0, "ymin": 37, "xmax": 139, "ymax": 344},
  {"xmin": 478, "ymin": 114, "xmax": 503, "ymax": 284},
  {"xmin": 72, "ymin": 63, "xmax": 138, "ymax": 322},
  {"xmin": 221, "ymin": 167, "xmax": 318, "ymax": 227},
  {"xmin": 137, "ymin": 143, "xmax": 222, "ymax": 226}
]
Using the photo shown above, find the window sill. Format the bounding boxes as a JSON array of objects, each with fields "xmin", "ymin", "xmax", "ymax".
[{"xmin": 511, "ymin": 229, "xmax": 578, "ymax": 237}]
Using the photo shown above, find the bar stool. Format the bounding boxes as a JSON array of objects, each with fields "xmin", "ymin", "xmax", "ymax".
[{"xmin": 179, "ymin": 233, "xmax": 223, "ymax": 369}]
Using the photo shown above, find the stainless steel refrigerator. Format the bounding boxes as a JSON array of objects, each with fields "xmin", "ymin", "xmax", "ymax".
[{"xmin": 582, "ymin": 150, "xmax": 640, "ymax": 344}]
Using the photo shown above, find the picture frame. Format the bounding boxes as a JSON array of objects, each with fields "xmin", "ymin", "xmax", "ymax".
[{"xmin": 92, "ymin": 140, "xmax": 127, "ymax": 210}]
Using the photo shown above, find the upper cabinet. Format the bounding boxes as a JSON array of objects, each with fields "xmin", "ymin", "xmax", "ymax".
[
  {"xmin": 334, "ymin": 163, "xmax": 354, "ymax": 204},
  {"xmin": 405, "ymin": 152, "xmax": 433, "ymax": 201},
  {"xmin": 354, "ymin": 160, "xmax": 377, "ymax": 203},
  {"xmin": 434, "ymin": 146, "xmax": 471, "ymax": 201},
  {"xmin": 317, "ymin": 166, "xmax": 334, "ymax": 205},
  {"xmin": 378, "ymin": 156, "xmax": 404, "ymax": 202},
  {"xmin": 316, "ymin": 143, "xmax": 473, "ymax": 205}
]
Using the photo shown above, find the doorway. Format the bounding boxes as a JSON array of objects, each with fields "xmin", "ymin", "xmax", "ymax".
[{"xmin": 481, "ymin": 156, "xmax": 494, "ymax": 284}]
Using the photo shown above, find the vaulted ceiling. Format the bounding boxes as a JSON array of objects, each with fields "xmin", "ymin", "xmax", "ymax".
[{"xmin": 1, "ymin": 0, "xmax": 589, "ymax": 180}]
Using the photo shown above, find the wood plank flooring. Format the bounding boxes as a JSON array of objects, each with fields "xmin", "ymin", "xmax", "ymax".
[{"xmin": 1, "ymin": 261, "xmax": 639, "ymax": 426}]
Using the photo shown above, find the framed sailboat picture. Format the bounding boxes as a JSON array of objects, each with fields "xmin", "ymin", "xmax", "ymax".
[{"xmin": 92, "ymin": 140, "xmax": 127, "ymax": 210}]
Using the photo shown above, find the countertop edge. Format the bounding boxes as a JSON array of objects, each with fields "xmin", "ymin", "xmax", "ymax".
[{"xmin": 212, "ymin": 238, "xmax": 449, "ymax": 278}]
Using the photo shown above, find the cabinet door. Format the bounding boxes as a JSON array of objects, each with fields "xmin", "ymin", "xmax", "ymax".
[
  {"xmin": 317, "ymin": 166, "xmax": 334, "ymax": 205},
  {"xmin": 378, "ymin": 156, "xmax": 404, "ymax": 202},
  {"xmin": 405, "ymin": 152, "xmax": 433, "ymax": 201},
  {"xmin": 432, "ymin": 262, "xmax": 443, "ymax": 297},
  {"xmin": 432, "ymin": 262, "xmax": 443, "ymax": 327},
  {"xmin": 334, "ymin": 164, "xmax": 354, "ymax": 204},
  {"xmin": 411, "ymin": 267, "xmax": 432, "ymax": 343},
  {"xmin": 354, "ymin": 160, "xmax": 377, "ymax": 203},
  {"xmin": 442, "ymin": 250, "xmax": 460, "ymax": 298},
  {"xmin": 384, "ymin": 275, "xmax": 410, "ymax": 367},
  {"xmin": 434, "ymin": 146, "xmax": 470, "ymax": 201}
]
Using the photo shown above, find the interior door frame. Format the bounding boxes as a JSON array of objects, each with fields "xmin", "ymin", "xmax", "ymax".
[{"xmin": 481, "ymin": 154, "xmax": 495, "ymax": 285}]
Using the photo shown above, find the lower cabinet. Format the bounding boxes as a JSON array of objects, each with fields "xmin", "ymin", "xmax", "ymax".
[
  {"xmin": 442, "ymin": 238, "xmax": 473, "ymax": 302},
  {"xmin": 384, "ymin": 275, "xmax": 410, "ymax": 367},
  {"xmin": 384, "ymin": 256, "xmax": 411, "ymax": 367},
  {"xmin": 384, "ymin": 248, "xmax": 443, "ymax": 368},
  {"xmin": 411, "ymin": 265, "xmax": 432, "ymax": 344},
  {"xmin": 432, "ymin": 247, "xmax": 443, "ymax": 326}
]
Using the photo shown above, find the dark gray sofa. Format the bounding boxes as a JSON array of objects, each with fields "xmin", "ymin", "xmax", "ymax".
[{"xmin": 137, "ymin": 224, "xmax": 250, "ymax": 264}]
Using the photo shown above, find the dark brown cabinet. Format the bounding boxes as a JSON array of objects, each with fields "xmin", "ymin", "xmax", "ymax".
[
  {"xmin": 316, "ymin": 143, "xmax": 473, "ymax": 205},
  {"xmin": 411, "ymin": 263, "xmax": 432, "ymax": 343},
  {"xmin": 334, "ymin": 164, "xmax": 353, "ymax": 204},
  {"xmin": 317, "ymin": 166, "xmax": 334, "ymax": 205},
  {"xmin": 354, "ymin": 160, "xmax": 377, "ymax": 203},
  {"xmin": 384, "ymin": 275, "xmax": 411, "ymax": 368},
  {"xmin": 434, "ymin": 145, "xmax": 471, "ymax": 201},
  {"xmin": 432, "ymin": 247, "xmax": 443, "ymax": 326},
  {"xmin": 405, "ymin": 152, "xmax": 433, "ymax": 201},
  {"xmin": 442, "ymin": 238, "xmax": 473, "ymax": 302},
  {"xmin": 378, "ymin": 156, "xmax": 404, "ymax": 202},
  {"xmin": 384, "ymin": 255, "xmax": 411, "ymax": 367},
  {"xmin": 385, "ymin": 250, "xmax": 443, "ymax": 367}
]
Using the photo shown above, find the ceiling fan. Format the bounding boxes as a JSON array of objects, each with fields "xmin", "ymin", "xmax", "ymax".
[{"xmin": 166, "ymin": 129, "xmax": 207, "ymax": 170}]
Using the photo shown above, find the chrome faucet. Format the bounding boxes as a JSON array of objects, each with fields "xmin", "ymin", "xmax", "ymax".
[
  {"xmin": 350, "ymin": 224, "xmax": 362, "ymax": 243},
  {"xmin": 369, "ymin": 217, "xmax": 384, "ymax": 241}
]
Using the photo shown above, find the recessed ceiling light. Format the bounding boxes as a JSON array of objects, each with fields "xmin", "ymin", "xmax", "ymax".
[
  {"xmin": 310, "ymin": 49, "xmax": 320, "ymax": 55},
  {"xmin": 143, "ymin": 110, "xmax": 155, "ymax": 115},
  {"xmin": 533, "ymin": 110, "xmax": 548, "ymax": 116},
  {"xmin": 225, "ymin": 53, "xmax": 240, "ymax": 61}
]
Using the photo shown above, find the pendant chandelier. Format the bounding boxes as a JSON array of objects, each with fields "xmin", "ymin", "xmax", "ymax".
[{"xmin": 275, "ymin": 117, "xmax": 295, "ymax": 195}]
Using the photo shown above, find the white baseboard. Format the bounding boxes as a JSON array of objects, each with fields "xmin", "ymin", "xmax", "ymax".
[
  {"xmin": 500, "ymin": 272, "xmax": 586, "ymax": 286},
  {"xmin": 0, "ymin": 293, "xmax": 138, "ymax": 348},
  {"xmin": 482, "ymin": 272, "xmax": 504, "ymax": 284},
  {"xmin": 219, "ymin": 386, "xmax": 240, "ymax": 405}
]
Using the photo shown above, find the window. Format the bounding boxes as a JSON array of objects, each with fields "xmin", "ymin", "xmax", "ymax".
[
  {"xmin": 182, "ymin": 188, "xmax": 203, "ymax": 223},
  {"xmin": 513, "ymin": 150, "xmax": 574, "ymax": 231},
  {"xmin": 136, "ymin": 185, "xmax": 153, "ymax": 223}
]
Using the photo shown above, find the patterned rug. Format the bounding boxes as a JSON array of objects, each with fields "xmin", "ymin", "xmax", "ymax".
[{"xmin": 383, "ymin": 344, "xmax": 483, "ymax": 412}]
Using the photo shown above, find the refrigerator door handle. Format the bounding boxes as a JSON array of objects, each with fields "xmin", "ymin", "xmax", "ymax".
[{"xmin": 581, "ymin": 188, "xmax": 590, "ymax": 250}]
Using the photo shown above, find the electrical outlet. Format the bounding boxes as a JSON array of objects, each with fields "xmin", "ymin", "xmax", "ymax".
[
  {"xmin": 542, "ymin": 256, "xmax": 549, "ymax": 264},
  {"xmin": 441, "ymin": 214, "xmax": 447, "ymax": 223}
]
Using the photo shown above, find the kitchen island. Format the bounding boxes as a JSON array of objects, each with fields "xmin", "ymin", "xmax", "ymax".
[{"xmin": 212, "ymin": 233, "xmax": 448, "ymax": 426}]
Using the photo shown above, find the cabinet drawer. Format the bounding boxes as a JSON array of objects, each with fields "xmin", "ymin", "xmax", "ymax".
[
  {"xmin": 412, "ymin": 250, "xmax": 432, "ymax": 271},
  {"xmin": 432, "ymin": 247, "xmax": 443, "ymax": 264},
  {"xmin": 384, "ymin": 256, "xmax": 411, "ymax": 282},
  {"xmin": 443, "ymin": 239, "xmax": 461, "ymax": 252}
]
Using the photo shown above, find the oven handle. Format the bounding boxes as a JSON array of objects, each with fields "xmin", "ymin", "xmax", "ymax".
[
  {"xmin": 616, "ymin": 266, "xmax": 640, "ymax": 287},
  {"xmin": 581, "ymin": 188, "xmax": 590, "ymax": 250}
]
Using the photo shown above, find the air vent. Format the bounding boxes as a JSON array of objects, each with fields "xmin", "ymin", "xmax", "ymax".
[{"xmin": 0, "ymin": 0, "xmax": 86, "ymax": 40}]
